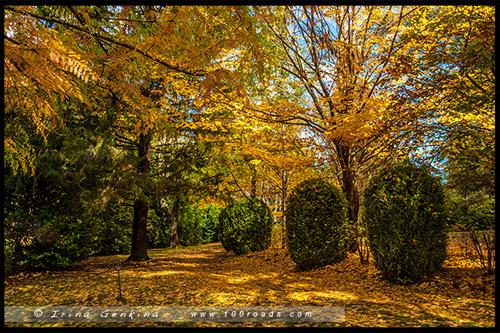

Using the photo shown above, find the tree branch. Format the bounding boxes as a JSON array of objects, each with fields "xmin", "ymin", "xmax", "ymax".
[{"xmin": 5, "ymin": 6, "xmax": 208, "ymax": 77}]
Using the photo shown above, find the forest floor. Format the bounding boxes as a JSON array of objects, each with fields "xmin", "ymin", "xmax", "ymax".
[{"xmin": 4, "ymin": 240, "xmax": 495, "ymax": 328}]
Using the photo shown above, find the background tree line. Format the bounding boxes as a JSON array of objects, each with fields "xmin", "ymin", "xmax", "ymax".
[{"xmin": 4, "ymin": 5, "xmax": 494, "ymax": 273}]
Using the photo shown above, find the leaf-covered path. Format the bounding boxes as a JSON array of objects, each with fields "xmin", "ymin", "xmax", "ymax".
[{"xmin": 5, "ymin": 243, "xmax": 495, "ymax": 328}]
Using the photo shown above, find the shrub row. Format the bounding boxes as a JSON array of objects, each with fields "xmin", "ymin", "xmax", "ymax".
[
  {"xmin": 7, "ymin": 160, "xmax": 449, "ymax": 285},
  {"xmin": 278, "ymin": 161, "xmax": 448, "ymax": 283},
  {"xmin": 5, "ymin": 200, "xmax": 221, "ymax": 274}
]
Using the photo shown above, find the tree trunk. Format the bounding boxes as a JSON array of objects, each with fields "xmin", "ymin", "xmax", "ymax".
[
  {"xmin": 127, "ymin": 199, "xmax": 150, "ymax": 261},
  {"xmin": 159, "ymin": 197, "xmax": 180, "ymax": 248},
  {"xmin": 281, "ymin": 123, "xmax": 288, "ymax": 249},
  {"xmin": 250, "ymin": 164, "xmax": 257, "ymax": 199},
  {"xmin": 343, "ymin": 165, "xmax": 361, "ymax": 253},
  {"xmin": 169, "ymin": 198, "xmax": 180, "ymax": 248},
  {"xmin": 125, "ymin": 132, "xmax": 151, "ymax": 262},
  {"xmin": 336, "ymin": 144, "xmax": 360, "ymax": 253},
  {"xmin": 281, "ymin": 169, "xmax": 288, "ymax": 249},
  {"xmin": 342, "ymin": 167, "xmax": 360, "ymax": 224},
  {"xmin": 336, "ymin": 144, "xmax": 360, "ymax": 224}
]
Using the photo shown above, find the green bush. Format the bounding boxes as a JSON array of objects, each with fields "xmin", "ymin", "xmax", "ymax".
[
  {"xmin": 148, "ymin": 204, "xmax": 171, "ymax": 249},
  {"xmin": 218, "ymin": 198, "xmax": 273, "ymax": 255},
  {"xmin": 178, "ymin": 204, "xmax": 221, "ymax": 246},
  {"xmin": 445, "ymin": 191, "xmax": 495, "ymax": 232},
  {"xmin": 4, "ymin": 198, "xmax": 133, "ymax": 274},
  {"xmin": 178, "ymin": 203, "xmax": 205, "ymax": 246},
  {"xmin": 5, "ymin": 212, "xmax": 97, "ymax": 271},
  {"xmin": 92, "ymin": 204, "xmax": 132, "ymax": 255},
  {"xmin": 285, "ymin": 178, "xmax": 350, "ymax": 270},
  {"xmin": 363, "ymin": 161, "xmax": 448, "ymax": 284},
  {"xmin": 200, "ymin": 205, "xmax": 221, "ymax": 243}
]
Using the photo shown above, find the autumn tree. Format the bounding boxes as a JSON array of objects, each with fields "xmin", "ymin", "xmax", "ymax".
[
  {"xmin": 252, "ymin": 6, "xmax": 419, "ymax": 238},
  {"xmin": 5, "ymin": 5, "xmax": 272, "ymax": 261},
  {"xmin": 155, "ymin": 133, "xmax": 223, "ymax": 248},
  {"xmin": 392, "ymin": 6, "xmax": 495, "ymax": 196},
  {"xmin": 210, "ymin": 107, "xmax": 319, "ymax": 209},
  {"xmin": 4, "ymin": 5, "xmax": 98, "ymax": 175},
  {"xmin": 245, "ymin": 5, "xmax": 494, "ymax": 254},
  {"xmin": 6, "ymin": 4, "xmax": 493, "ymax": 266}
]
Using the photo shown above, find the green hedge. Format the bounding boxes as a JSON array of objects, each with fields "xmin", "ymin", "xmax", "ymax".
[
  {"xmin": 178, "ymin": 204, "xmax": 221, "ymax": 246},
  {"xmin": 363, "ymin": 161, "xmax": 448, "ymax": 284},
  {"xmin": 218, "ymin": 198, "xmax": 273, "ymax": 255},
  {"xmin": 285, "ymin": 178, "xmax": 350, "ymax": 270}
]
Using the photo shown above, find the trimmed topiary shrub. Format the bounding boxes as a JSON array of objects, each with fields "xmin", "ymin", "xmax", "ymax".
[
  {"xmin": 218, "ymin": 197, "xmax": 273, "ymax": 255},
  {"xmin": 285, "ymin": 178, "xmax": 350, "ymax": 270},
  {"xmin": 363, "ymin": 161, "xmax": 448, "ymax": 284}
]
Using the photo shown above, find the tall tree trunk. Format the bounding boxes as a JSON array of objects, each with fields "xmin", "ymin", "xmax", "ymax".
[
  {"xmin": 336, "ymin": 144, "xmax": 360, "ymax": 223},
  {"xmin": 126, "ymin": 132, "xmax": 151, "ymax": 262},
  {"xmin": 342, "ymin": 167, "xmax": 360, "ymax": 224},
  {"xmin": 281, "ymin": 123, "xmax": 288, "ymax": 249},
  {"xmin": 249, "ymin": 164, "xmax": 257, "ymax": 199},
  {"xmin": 336, "ymin": 144, "xmax": 360, "ymax": 252},
  {"xmin": 168, "ymin": 197, "xmax": 180, "ymax": 248},
  {"xmin": 159, "ymin": 197, "xmax": 180, "ymax": 248},
  {"xmin": 281, "ymin": 169, "xmax": 288, "ymax": 249}
]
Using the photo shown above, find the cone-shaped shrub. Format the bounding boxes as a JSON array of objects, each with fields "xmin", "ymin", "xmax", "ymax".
[
  {"xmin": 218, "ymin": 197, "xmax": 273, "ymax": 255},
  {"xmin": 363, "ymin": 161, "xmax": 448, "ymax": 284},
  {"xmin": 285, "ymin": 178, "xmax": 350, "ymax": 270}
]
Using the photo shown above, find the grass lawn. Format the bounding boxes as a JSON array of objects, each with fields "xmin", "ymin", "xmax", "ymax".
[{"xmin": 4, "ymin": 241, "xmax": 495, "ymax": 328}]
